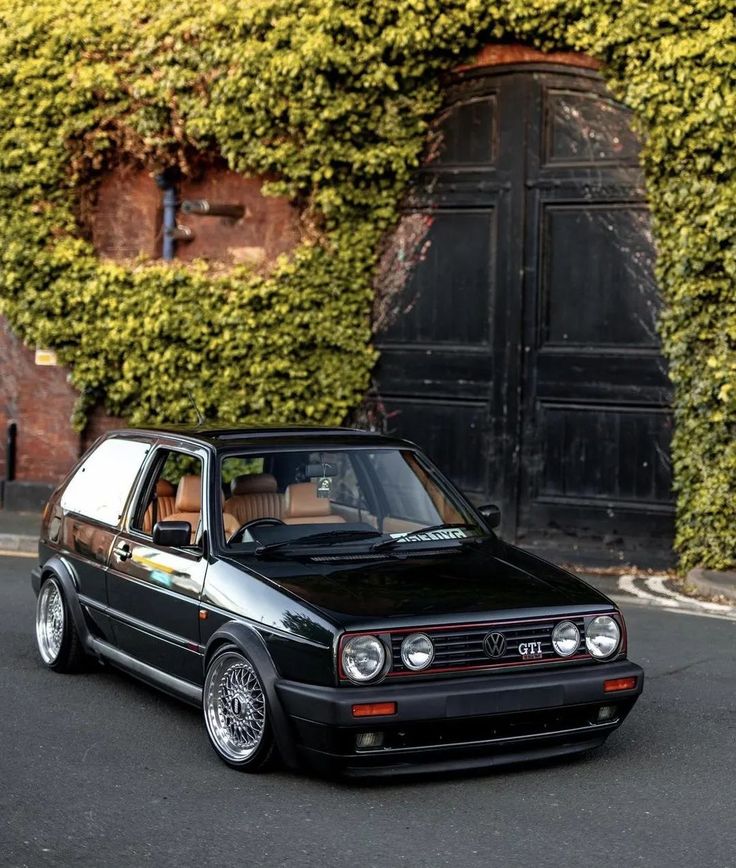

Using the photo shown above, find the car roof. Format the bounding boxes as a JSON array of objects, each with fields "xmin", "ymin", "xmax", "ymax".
[{"xmin": 106, "ymin": 425, "xmax": 417, "ymax": 452}]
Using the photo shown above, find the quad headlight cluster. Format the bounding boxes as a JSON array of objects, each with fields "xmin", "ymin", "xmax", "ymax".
[
  {"xmin": 342, "ymin": 614, "xmax": 622, "ymax": 683},
  {"xmin": 341, "ymin": 632, "xmax": 436, "ymax": 683}
]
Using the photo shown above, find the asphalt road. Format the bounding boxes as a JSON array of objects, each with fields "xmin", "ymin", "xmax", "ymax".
[{"xmin": 1, "ymin": 555, "xmax": 735, "ymax": 868}]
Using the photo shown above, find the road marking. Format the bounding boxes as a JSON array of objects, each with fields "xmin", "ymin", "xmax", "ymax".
[
  {"xmin": 618, "ymin": 576, "xmax": 680, "ymax": 609},
  {"xmin": 645, "ymin": 576, "xmax": 732, "ymax": 612},
  {"xmin": 0, "ymin": 550, "xmax": 37, "ymax": 559},
  {"xmin": 617, "ymin": 574, "xmax": 736, "ymax": 622}
]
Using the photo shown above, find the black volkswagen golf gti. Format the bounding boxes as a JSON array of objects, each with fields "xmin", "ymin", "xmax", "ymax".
[{"xmin": 32, "ymin": 426, "xmax": 643, "ymax": 777}]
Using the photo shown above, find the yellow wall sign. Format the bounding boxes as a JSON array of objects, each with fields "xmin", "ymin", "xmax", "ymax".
[{"xmin": 34, "ymin": 348, "xmax": 58, "ymax": 366}]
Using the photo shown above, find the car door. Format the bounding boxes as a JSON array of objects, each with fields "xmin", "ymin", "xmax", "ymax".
[
  {"xmin": 58, "ymin": 436, "xmax": 153, "ymax": 643},
  {"xmin": 105, "ymin": 444, "xmax": 209, "ymax": 685}
]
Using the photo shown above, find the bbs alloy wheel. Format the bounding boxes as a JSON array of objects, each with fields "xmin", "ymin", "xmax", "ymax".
[
  {"xmin": 35, "ymin": 576, "xmax": 85, "ymax": 671},
  {"xmin": 203, "ymin": 647, "xmax": 274, "ymax": 771}
]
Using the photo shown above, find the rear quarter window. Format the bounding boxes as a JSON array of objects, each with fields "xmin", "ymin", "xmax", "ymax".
[{"xmin": 60, "ymin": 438, "xmax": 151, "ymax": 526}]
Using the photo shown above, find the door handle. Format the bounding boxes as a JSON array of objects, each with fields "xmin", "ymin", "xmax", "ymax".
[{"xmin": 113, "ymin": 542, "xmax": 132, "ymax": 561}]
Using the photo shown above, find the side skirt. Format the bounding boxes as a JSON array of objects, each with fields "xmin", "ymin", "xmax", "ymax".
[{"xmin": 88, "ymin": 636, "xmax": 202, "ymax": 707}]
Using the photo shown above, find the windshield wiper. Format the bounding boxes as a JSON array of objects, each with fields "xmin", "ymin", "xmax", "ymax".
[
  {"xmin": 255, "ymin": 529, "xmax": 385, "ymax": 557},
  {"xmin": 370, "ymin": 523, "xmax": 478, "ymax": 553}
]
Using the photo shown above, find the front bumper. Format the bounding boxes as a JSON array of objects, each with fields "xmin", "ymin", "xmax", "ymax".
[{"xmin": 276, "ymin": 660, "xmax": 643, "ymax": 777}]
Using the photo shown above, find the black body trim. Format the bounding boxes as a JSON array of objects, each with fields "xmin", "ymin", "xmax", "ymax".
[{"xmin": 88, "ymin": 637, "xmax": 202, "ymax": 705}]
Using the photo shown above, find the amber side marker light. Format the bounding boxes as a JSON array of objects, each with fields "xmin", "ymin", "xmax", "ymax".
[
  {"xmin": 351, "ymin": 702, "xmax": 397, "ymax": 718},
  {"xmin": 604, "ymin": 677, "xmax": 637, "ymax": 693}
]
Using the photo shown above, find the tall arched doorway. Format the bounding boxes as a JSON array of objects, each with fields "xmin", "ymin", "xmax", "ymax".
[{"xmin": 374, "ymin": 63, "xmax": 673, "ymax": 557}]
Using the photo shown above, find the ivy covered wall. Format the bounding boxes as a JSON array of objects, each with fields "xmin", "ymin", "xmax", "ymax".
[{"xmin": 0, "ymin": 0, "xmax": 733, "ymax": 568}]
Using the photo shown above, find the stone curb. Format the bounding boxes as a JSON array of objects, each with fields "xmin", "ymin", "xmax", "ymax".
[
  {"xmin": 0, "ymin": 534, "xmax": 37, "ymax": 554},
  {"xmin": 687, "ymin": 567, "xmax": 736, "ymax": 604}
]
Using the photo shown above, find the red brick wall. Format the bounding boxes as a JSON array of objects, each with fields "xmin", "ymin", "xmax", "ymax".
[
  {"xmin": 0, "ymin": 319, "xmax": 80, "ymax": 483},
  {"xmin": 80, "ymin": 404, "xmax": 126, "ymax": 454},
  {"xmin": 91, "ymin": 166, "xmax": 160, "ymax": 260},
  {"xmin": 457, "ymin": 43, "xmax": 600, "ymax": 72},
  {"xmin": 92, "ymin": 163, "xmax": 300, "ymax": 265},
  {"xmin": 177, "ymin": 169, "xmax": 300, "ymax": 266}
]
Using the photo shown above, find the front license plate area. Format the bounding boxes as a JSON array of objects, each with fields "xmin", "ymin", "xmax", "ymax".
[{"xmin": 446, "ymin": 685, "xmax": 564, "ymax": 717}]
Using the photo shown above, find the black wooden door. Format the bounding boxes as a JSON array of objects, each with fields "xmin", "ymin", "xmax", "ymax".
[{"xmin": 374, "ymin": 65, "xmax": 673, "ymax": 547}]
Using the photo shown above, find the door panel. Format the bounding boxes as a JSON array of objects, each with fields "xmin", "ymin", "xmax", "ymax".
[
  {"xmin": 381, "ymin": 210, "xmax": 495, "ymax": 346},
  {"xmin": 535, "ymin": 403, "xmax": 673, "ymax": 504},
  {"xmin": 375, "ymin": 65, "xmax": 673, "ymax": 547},
  {"xmin": 540, "ymin": 204, "xmax": 660, "ymax": 347},
  {"xmin": 107, "ymin": 538, "xmax": 207, "ymax": 684},
  {"xmin": 61, "ymin": 516, "xmax": 117, "ymax": 642},
  {"xmin": 376, "ymin": 72, "xmax": 524, "ymax": 520},
  {"xmin": 518, "ymin": 70, "xmax": 673, "ymax": 540},
  {"xmin": 543, "ymin": 88, "xmax": 641, "ymax": 164}
]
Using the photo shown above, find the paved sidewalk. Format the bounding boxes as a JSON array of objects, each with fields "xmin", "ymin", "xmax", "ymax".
[
  {"xmin": 687, "ymin": 567, "xmax": 736, "ymax": 603},
  {"xmin": 0, "ymin": 510, "xmax": 40, "ymax": 554}
]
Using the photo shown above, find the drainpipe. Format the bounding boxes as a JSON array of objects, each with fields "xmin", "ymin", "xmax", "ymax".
[
  {"xmin": 155, "ymin": 167, "xmax": 180, "ymax": 261},
  {"xmin": 162, "ymin": 184, "xmax": 177, "ymax": 262},
  {"xmin": 6, "ymin": 421, "xmax": 16, "ymax": 482}
]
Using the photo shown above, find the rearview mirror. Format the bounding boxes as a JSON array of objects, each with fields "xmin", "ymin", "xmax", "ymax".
[
  {"xmin": 478, "ymin": 503, "xmax": 501, "ymax": 529},
  {"xmin": 152, "ymin": 520, "xmax": 192, "ymax": 548},
  {"xmin": 301, "ymin": 462, "xmax": 337, "ymax": 479}
]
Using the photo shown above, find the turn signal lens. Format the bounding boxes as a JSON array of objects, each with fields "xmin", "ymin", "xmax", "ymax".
[
  {"xmin": 351, "ymin": 702, "xmax": 397, "ymax": 717},
  {"xmin": 604, "ymin": 677, "xmax": 637, "ymax": 693}
]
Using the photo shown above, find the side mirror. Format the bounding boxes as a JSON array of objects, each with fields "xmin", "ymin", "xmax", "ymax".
[
  {"xmin": 152, "ymin": 520, "xmax": 192, "ymax": 548},
  {"xmin": 478, "ymin": 503, "xmax": 501, "ymax": 529}
]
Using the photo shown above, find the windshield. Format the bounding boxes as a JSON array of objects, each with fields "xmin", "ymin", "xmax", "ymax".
[{"xmin": 220, "ymin": 447, "xmax": 486, "ymax": 552}]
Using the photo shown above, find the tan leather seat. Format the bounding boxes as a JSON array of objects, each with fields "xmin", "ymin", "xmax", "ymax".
[
  {"xmin": 167, "ymin": 475, "xmax": 204, "ymax": 543},
  {"xmin": 231, "ymin": 473, "xmax": 279, "ymax": 495},
  {"xmin": 142, "ymin": 478, "xmax": 177, "ymax": 533},
  {"xmin": 224, "ymin": 473, "xmax": 283, "ymax": 526},
  {"xmin": 282, "ymin": 482, "xmax": 346, "ymax": 525},
  {"xmin": 167, "ymin": 475, "xmax": 240, "ymax": 544}
]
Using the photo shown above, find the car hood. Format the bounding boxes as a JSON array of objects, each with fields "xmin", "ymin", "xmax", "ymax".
[{"xmin": 232, "ymin": 539, "xmax": 613, "ymax": 629}]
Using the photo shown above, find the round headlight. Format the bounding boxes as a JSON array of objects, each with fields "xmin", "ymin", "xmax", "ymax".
[
  {"xmin": 400, "ymin": 633, "xmax": 434, "ymax": 671},
  {"xmin": 342, "ymin": 635, "xmax": 386, "ymax": 683},
  {"xmin": 551, "ymin": 620, "xmax": 580, "ymax": 657},
  {"xmin": 585, "ymin": 615, "xmax": 621, "ymax": 659}
]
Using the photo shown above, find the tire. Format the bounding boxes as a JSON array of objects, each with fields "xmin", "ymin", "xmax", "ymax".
[
  {"xmin": 35, "ymin": 576, "xmax": 86, "ymax": 672},
  {"xmin": 203, "ymin": 644, "xmax": 275, "ymax": 772}
]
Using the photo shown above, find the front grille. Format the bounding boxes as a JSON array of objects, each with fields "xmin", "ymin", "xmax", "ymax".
[{"xmin": 388, "ymin": 615, "xmax": 590, "ymax": 676}]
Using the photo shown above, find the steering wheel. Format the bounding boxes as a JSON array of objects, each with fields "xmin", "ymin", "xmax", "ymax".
[{"xmin": 228, "ymin": 517, "xmax": 285, "ymax": 544}]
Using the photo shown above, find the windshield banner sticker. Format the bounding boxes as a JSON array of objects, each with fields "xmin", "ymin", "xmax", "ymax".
[{"xmin": 390, "ymin": 528, "xmax": 469, "ymax": 543}]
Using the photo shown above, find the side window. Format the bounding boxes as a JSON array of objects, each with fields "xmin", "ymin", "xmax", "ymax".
[
  {"xmin": 132, "ymin": 449, "xmax": 203, "ymax": 543},
  {"xmin": 60, "ymin": 438, "xmax": 151, "ymax": 526}
]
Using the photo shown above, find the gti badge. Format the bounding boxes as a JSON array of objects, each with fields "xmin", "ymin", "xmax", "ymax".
[
  {"xmin": 518, "ymin": 641, "xmax": 543, "ymax": 660},
  {"xmin": 483, "ymin": 631, "xmax": 506, "ymax": 659}
]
